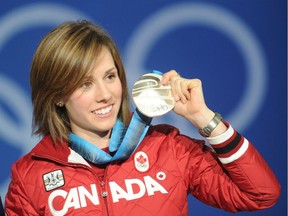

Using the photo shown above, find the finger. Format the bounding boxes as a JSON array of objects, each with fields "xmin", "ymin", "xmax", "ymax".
[
  {"xmin": 169, "ymin": 76, "xmax": 180, "ymax": 101},
  {"xmin": 161, "ymin": 70, "xmax": 180, "ymax": 85},
  {"xmin": 175, "ymin": 79, "xmax": 202, "ymax": 103},
  {"xmin": 177, "ymin": 80, "xmax": 192, "ymax": 103},
  {"xmin": 180, "ymin": 81, "xmax": 191, "ymax": 101},
  {"xmin": 171, "ymin": 78, "xmax": 188, "ymax": 103}
]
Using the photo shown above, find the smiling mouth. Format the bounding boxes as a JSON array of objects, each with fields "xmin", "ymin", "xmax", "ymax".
[{"xmin": 92, "ymin": 105, "xmax": 113, "ymax": 115}]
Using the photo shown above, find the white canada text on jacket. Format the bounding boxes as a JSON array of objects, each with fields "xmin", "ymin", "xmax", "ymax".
[{"xmin": 48, "ymin": 174, "xmax": 168, "ymax": 215}]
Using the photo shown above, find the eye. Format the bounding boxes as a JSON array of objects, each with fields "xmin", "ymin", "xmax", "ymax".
[
  {"xmin": 105, "ymin": 72, "xmax": 118, "ymax": 81},
  {"xmin": 80, "ymin": 81, "xmax": 92, "ymax": 89}
]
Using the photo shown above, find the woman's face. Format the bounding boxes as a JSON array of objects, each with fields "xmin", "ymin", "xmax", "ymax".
[{"xmin": 65, "ymin": 47, "xmax": 122, "ymax": 142}]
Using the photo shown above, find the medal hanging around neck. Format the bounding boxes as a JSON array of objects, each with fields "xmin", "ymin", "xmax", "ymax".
[{"xmin": 69, "ymin": 70, "xmax": 174, "ymax": 164}]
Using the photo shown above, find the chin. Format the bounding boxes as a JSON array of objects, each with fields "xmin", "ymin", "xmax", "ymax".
[{"xmin": 99, "ymin": 119, "xmax": 117, "ymax": 131}]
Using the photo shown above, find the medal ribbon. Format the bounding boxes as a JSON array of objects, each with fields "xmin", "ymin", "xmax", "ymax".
[{"xmin": 69, "ymin": 109, "xmax": 152, "ymax": 164}]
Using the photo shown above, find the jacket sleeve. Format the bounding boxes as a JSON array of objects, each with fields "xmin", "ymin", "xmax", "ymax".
[
  {"xmin": 181, "ymin": 123, "xmax": 281, "ymax": 212},
  {"xmin": 5, "ymin": 162, "xmax": 39, "ymax": 216}
]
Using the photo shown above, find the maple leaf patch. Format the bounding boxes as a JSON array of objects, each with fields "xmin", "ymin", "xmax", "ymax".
[{"xmin": 134, "ymin": 151, "xmax": 149, "ymax": 172}]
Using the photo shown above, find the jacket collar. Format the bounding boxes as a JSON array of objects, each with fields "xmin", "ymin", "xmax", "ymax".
[{"xmin": 31, "ymin": 135, "xmax": 90, "ymax": 167}]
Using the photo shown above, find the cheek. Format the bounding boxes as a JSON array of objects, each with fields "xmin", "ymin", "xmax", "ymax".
[
  {"xmin": 66, "ymin": 94, "xmax": 91, "ymax": 113},
  {"xmin": 114, "ymin": 80, "xmax": 123, "ymax": 98},
  {"xmin": 118, "ymin": 86, "xmax": 123, "ymax": 98}
]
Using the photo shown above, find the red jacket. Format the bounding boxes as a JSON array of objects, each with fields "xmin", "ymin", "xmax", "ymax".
[{"xmin": 5, "ymin": 124, "xmax": 280, "ymax": 215}]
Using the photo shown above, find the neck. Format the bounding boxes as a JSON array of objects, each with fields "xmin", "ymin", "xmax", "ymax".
[
  {"xmin": 95, "ymin": 137, "xmax": 110, "ymax": 149},
  {"xmin": 72, "ymin": 130, "xmax": 111, "ymax": 149}
]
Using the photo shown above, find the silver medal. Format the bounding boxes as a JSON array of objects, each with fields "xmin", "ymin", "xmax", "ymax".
[{"xmin": 132, "ymin": 72, "xmax": 175, "ymax": 117}]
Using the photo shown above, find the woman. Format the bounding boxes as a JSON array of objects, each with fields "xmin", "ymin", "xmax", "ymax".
[{"xmin": 5, "ymin": 20, "xmax": 280, "ymax": 215}]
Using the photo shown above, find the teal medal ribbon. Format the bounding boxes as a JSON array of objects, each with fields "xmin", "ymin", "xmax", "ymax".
[{"xmin": 69, "ymin": 109, "xmax": 152, "ymax": 164}]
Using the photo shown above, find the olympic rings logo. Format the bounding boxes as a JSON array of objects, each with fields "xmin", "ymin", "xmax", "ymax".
[{"xmin": 124, "ymin": 2, "xmax": 267, "ymax": 136}]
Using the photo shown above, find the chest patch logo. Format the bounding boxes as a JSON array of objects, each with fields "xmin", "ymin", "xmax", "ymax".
[
  {"xmin": 43, "ymin": 169, "xmax": 65, "ymax": 191},
  {"xmin": 134, "ymin": 151, "xmax": 149, "ymax": 172}
]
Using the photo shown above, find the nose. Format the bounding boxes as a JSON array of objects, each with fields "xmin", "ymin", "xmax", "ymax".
[{"xmin": 94, "ymin": 82, "xmax": 112, "ymax": 102}]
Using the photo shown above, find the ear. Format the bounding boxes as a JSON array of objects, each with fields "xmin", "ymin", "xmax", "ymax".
[{"xmin": 56, "ymin": 102, "xmax": 64, "ymax": 107}]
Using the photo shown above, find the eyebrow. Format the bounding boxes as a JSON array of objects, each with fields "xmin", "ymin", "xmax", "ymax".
[
  {"xmin": 85, "ymin": 67, "xmax": 117, "ymax": 79},
  {"xmin": 104, "ymin": 67, "xmax": 117, "ymax": 74}
]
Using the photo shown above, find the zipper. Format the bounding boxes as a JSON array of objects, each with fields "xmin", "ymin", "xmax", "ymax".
[
  {"xmin": 100, "ymin": 167, "xmax": 109, "ymax": 216},
  {"xmin": 100, "ymin": 180, "xmax": 109, "ymax": 215}
]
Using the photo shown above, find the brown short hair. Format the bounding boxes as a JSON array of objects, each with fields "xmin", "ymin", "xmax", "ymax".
[{"xmin": 30, "ymin": 20, "xmax": 130, "ymax": 143}]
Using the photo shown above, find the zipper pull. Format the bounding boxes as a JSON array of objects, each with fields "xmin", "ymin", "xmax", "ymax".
[{"xmin": 101, "ymin": 191, "xmax": 108, "ymax": 198}]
